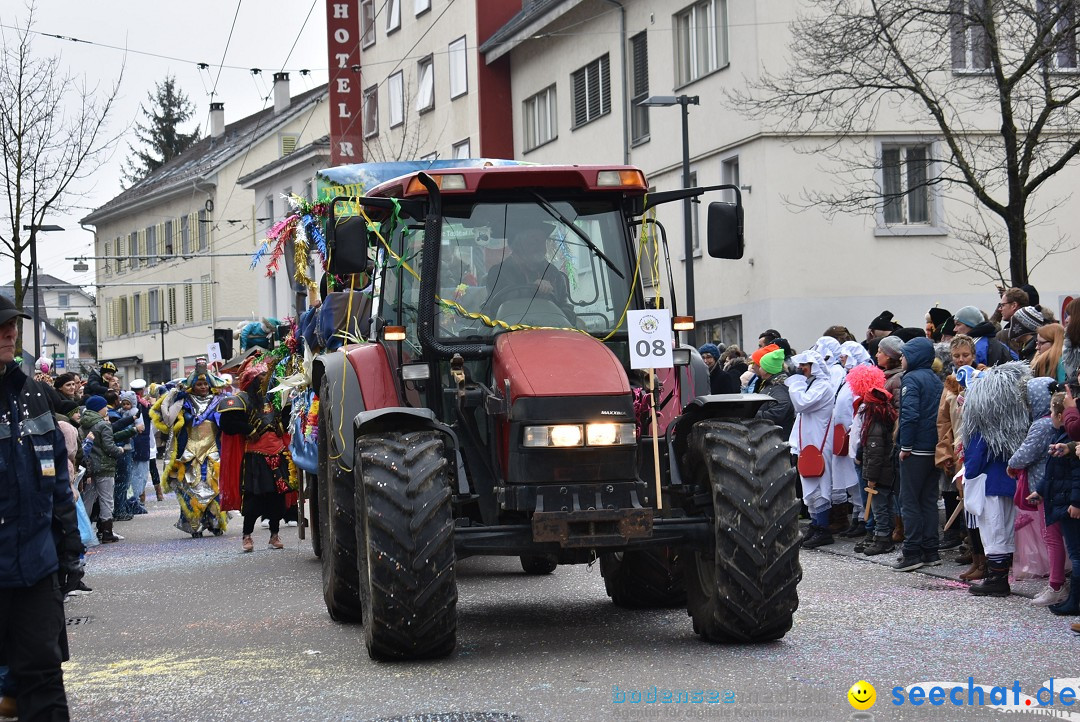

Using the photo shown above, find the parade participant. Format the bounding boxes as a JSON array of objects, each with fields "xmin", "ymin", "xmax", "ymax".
[
  {"xmin": 961, "ymin": 362, "xmax": 1032, "ymax": 597},
  {"xmin": 151, "ymin": 359, "xmax": 228, "ymax": 538},
  {"xmin": 129, "ymin": 380, "xmax": 155, "ymax": 506},
  {"xmin": 787, "ymin": 349, "xmax": 836, "ymax": 548},
  {"xmin": 0, "ymin": 295, "xmax": 84, "ymax": 722},
  {"xmin": 218, "ymin": 360, "xmax": 294, "ymax": 552}
]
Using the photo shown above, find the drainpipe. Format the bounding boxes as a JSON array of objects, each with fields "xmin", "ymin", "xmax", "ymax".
[{"xmin": 603, "ymin": 0, "xmax": 629, "ymax": 165}]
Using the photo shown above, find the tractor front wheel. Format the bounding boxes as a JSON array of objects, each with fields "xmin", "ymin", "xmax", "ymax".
[
  {"xmin": 681, "ymin": 419, "xmax": 801, "ymax": 642},
  {"xmin": 355, "ymin": 430, "xmax": 457, "ymax": 660},
  {"xmin": 600, "ymin": 548, "xmax": 686, "ymax": 608}
]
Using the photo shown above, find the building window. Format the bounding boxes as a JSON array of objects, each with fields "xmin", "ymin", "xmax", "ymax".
[
  {"xmin": 696, "ymin": 315, "xmax": 743, "ymax": 349},
  {"xmin": 1038, "ymin": 0, "xmax": 1079, "ymax": 69},
  {"xmin": 415, "ymin": 0, "xmax": 430, "ymax": 16},
  {"xmin": 421, "ymin": 151, "xmax": 438, "ymax": 161},
  {"xmin": 572, "ymin": 54, "xmax": 611, "ymax": 129},
  {"xmin": 721, "ymin": 156, "xmax": 740, "ymax": 204},
  {"xmin": 449, "ymin": 36, "xmax": 468, "ymax": 99},
  {"xmin": 201, "ymin": 274, "xmax": 212, "ymax": 321},
  {"xmin": 281, "ymin": 134, "xmax": 298, "ymax": 156},
  {"xmin": 164, "ymin": 220, "xmax": 174, "ymax": 255},
  {"xmin": 265, "ymin": 195, "xmax": 275, "ymax": 232},
  {"xmin": 133, "ymin": 293, "xmax": 142, "ymax": 333},
  {"xmin": 58, "ymin": 293, "xmax": 69, "ymax": 308},
  {"xmin": 452, "ymin": 139, "xmax": 470, "ymax": 159},
  {"xmin": 118, "ymin": 295, "xmax": 129, "ymax": 336},
  {"xmin": 148, "ymin": 288, "xmax": 160, "ymax": 326},
  {"xmin": 386, "ymin": 0, "xmax": 401, "ymax": 33},
  {"xmin": 363, "ymin": 85, "xmax": 379, "ymax": 138},
  {"xmin": 167, "ymin": 286, "xmax": 177, "ymax": 325},
  {"xmin": 878, "ymin": 142, "xmax": 939, "ymax": 229},
  {"xmin": 630, "ymin": 32, "xmax": 650, "ymax": 144},
  {"xmin": 417, "ymin": 55, "xmax": 434, "ymax": 112},
  {"xmin": 674, "ymin": 0, "xmax": 728, "ymax": 87},
  {"xmin": 523, "ymin": 85, "xmax": 557, "ymax": 151},
  {"xmin": 389, "ymin": 71, "xmax": 404, "ymax": 128},
  {"xmin": 181, "ymin": 215, "xmax": 191, "ymax": 255},
  {"xmin": 183, "ymin": 281, "xmax": 194, "ymax": 323},
  {"xmin": 950, "ymin": 0, "xmax": 992, "ymax": 70},
  {"xmin": 361, "ymin": 0, "xmax": 376, "ymax": 49}
]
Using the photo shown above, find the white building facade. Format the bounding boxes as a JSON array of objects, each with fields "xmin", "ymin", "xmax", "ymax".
[{"xmin": 81, "ymin": 76, "xmax": 330, "ymax": 383}]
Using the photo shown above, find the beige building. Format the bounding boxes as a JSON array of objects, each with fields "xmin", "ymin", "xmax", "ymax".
[
  {"xmin": 478, "ymin": 0, "xmax": 1080, "ymax": 351},
  {"xmin": 81, "ymin": 76, "xmax": 329, "ymax": 382}
]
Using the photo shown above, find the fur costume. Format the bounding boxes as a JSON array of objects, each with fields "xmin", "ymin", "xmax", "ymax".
[{"xmin": 960, "ymin": 361, "xmax": 1032, "ymax": 459}]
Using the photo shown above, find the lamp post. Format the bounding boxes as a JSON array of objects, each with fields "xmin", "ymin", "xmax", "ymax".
[
  {"xmin": 155, "ymin": 320, "xmax": 170, "ymax": 380},
  {"xmin": 637, "ymin": 95, "xmax": 700, "ymax": 321},
  {"xmin": 22, "ymin": 223, "xmax": 65, "ymax": 362}
]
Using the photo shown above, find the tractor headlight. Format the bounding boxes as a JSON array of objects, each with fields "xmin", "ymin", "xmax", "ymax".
[
  {"xmin": 523, "ymin": 423, "xmax": 635, "ymax": 447},
  {"xmin": 585, "ymin": 422, "xmax": 636, "ymax": 446},
  {"xmin": 523, "ymin": 424, "xmax": 583, "ymax": 447}
]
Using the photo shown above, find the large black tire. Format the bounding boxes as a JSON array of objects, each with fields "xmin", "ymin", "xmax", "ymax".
[
  {"xmin": 305, "ymin": 471, "xmax": 322, "ymax": 558},
  {"xmin": 681, "ymin": 418, "xmax": 801, "ymax": 642},
  {"xmin": 600, "ymin": 548, "xmax": 686, "ymax": 608},
  {"xmin": 354, "ymin": 430, "xmax": 457, "ymax": 660},
  {"xmin": 519, "ymin": 554, "xmax": 558, "ymax": 575},
  {"xmin": 318, "ymin": 376, "xmax": 363, "ymax": 623}
]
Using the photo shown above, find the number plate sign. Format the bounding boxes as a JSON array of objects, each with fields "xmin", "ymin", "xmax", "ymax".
[{"xmin": 627, "ymin": 309, "xmax": 674, "ymax": 370}]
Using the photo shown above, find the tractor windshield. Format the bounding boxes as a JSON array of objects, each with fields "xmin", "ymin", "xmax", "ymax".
[{"xmin": 434, "ymin": 198, "xmax": 632, "ymax": 340}]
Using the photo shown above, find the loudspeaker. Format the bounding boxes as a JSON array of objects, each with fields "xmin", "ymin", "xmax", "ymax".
[{"xmin": 213, "ymin": 328, "xmax": 234, "ymax": 361}]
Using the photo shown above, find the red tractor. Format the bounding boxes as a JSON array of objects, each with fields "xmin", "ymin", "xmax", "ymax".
[{"xmin": 307, "ymin": 161, "xmax": 801, "ymax": 660}]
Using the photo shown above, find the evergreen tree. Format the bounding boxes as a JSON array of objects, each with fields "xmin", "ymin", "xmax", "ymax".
[{"xmin": 122, "ymin": 75, "xmax": 200, "ymax": 186}]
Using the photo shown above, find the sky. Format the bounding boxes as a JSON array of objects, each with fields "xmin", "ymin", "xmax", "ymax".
[{"xmin": 0, "ymin": 0, "xmax": 331, "ymax": 293}]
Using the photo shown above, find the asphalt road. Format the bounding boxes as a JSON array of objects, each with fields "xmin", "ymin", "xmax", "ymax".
[{"xmin": 53, "ymin": 496, "xmax": 1080, "ymax": 722}]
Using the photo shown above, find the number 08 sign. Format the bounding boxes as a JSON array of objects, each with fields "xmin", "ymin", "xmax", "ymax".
[{"xmin": 627, "ymin": 309, "xmax": 674, "ymax": 370}]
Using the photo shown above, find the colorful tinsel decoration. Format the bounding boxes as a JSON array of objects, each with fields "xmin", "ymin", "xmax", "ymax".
[
  {"xmin": 251, "ymin": 194, "xmax": 330, "ymax": 297},
  {"xmin": 552, "ymin": 226, "xmax": 578, "ymax": 290}
]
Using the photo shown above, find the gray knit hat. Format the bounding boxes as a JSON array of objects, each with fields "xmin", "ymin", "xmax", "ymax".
[
  {"xmin": 878, "ymin": 335, "xmax": 905, "ymax": 360},
  {"xmin": 954, "ymin": 305, "xmax": 984, "ymax": 328},
  {"xmin": 1009, "ymin": 305, "xmax": 1046, "ymax": 338}
]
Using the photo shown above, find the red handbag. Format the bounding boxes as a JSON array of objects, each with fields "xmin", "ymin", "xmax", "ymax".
[
  {"xmin": 798, "ymin": 418, "xmax": 827, "ymax": 478},
  {"xmin": 1013, "ymin": 468, "xmax": 1038, "ymax": 512},
  {"xmin": 832, "ymin": 423, "xmax": 850, "ymax": 457}
]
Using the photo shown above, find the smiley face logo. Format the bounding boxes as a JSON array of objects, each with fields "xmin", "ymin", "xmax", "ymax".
[{"xmin": 847, "ymin": 680, "xmax": 876, "ymax": 710}]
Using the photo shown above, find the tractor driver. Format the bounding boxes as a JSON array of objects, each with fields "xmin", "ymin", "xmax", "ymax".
[{"xmin": 485, "ymin": 226, "xmax": 571, "ymax": 309}]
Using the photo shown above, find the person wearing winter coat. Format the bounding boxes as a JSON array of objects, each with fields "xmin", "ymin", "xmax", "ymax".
[
  {"xmin": 78, "ymin": 396, "xmax": 125, "ymax": 543},
  {"xmin": 953, "ymin": 305, "xmax": 1017, "ymax": 367},
  {"xmin": 699, "ymin": 343, "xmax": 738, "ymax": 394},
  {"xmin": 83, "ymin": 361, "xmax": 118, "ymax": 398},
  {"xmin": 962, "ymin": 362, "xmax": 1032, "ymax": 597},
  {"xmin": 847, "ymin": 364, "xmax": 893, "ymax": 555},
  {"xmin": 751, "ymin": 345, "xmax": 794, "ymax": 439},
  {"xmin": 787, "ymin": 349, "xmax": 836, "ymax": 548},
  {"xmin": 1008, "ymin": 377, "xmax": 1065, "ymax": 606},
  {"xmin": 936, "ymin": 335, "xmax": 975, "ymax": 552},
  {"xmin": 1028, "ymin": 392, "xmax": 1080, "ymax": 617},
  {"xmin": 895, "ymin": 337, "xmax": 945, "ymax": 571}
]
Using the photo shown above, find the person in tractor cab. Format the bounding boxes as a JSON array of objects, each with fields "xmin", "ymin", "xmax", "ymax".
[{"xmin": 484, "ymin": 226, "xmax": 571, "ymax": 310}]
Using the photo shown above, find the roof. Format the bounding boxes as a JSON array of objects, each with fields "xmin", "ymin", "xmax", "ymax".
[
  {"xmin": 237, "ymin": 134, "xmax": 331, "ymax": 188},
  {"xmin": 479, "ymin": 0, "xmax": 579, "ymax": 62},
  {"xmin": 81, "ymin": 84, "xmax": 328, "ymax": 225},
  {"xmin": 1, "ymin": 274, "xmax": 93, "ymax": 294}
]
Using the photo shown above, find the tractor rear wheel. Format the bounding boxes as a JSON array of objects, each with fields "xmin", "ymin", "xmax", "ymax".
[
  {"xmin": 354, "ymin": 430, "xmax": 457, "ymax": 660},
  {"xmin": 317, "ymin": 377, "xmax": 363, "ymax": 623},
  {"xmin": 600, "ymin": 548, "xmax": 686, "ymax": 608},
  {"xmin": 681, "ymin": 419, "xmax": 801, "ymax": 642},
  {"xmin": 519, "ymin": 554, "xmax": 558, "ymax": 575}
]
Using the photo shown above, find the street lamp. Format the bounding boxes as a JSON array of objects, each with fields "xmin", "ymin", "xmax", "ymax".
[
  {"xmin": 637, "ymin": 95, "xmax": 700, "ymax": 321},
  {"xmin": 22, "ymin": 223, "xmax": 65, "ymax": 362}
]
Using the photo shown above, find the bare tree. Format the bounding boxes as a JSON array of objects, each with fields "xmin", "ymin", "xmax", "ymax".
[
  {"xmin": 0, "ymin": 4, "xmax": 122, "ymax": 354},
  {"xmin": 731, "ymin": 0, "xmax": 1080, "ymax": 286}
]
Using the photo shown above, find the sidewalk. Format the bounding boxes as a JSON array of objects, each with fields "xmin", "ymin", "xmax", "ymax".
[{"xmin": 798, "ymin": 520, "xmax": 1047, "ymax": 599}]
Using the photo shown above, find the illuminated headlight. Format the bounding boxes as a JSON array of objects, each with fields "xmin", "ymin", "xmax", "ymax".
[
  {"xmin": 523, "ymin": 423, "xmax": 635, "ymax": 447},
  {"xmin": 523, "ymin": 425, "xmax": 583, "ymax": 447},
  {"xmin": 586, "ymin": 422, "xmax": 636, "ymax": 446}
]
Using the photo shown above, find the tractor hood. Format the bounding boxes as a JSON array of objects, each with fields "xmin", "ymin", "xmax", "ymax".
[{"xmin": 494, "ymin": 330, "xmax": 629, "ymax": 402}]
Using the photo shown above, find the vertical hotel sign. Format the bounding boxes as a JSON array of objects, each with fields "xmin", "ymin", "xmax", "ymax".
[{"xmin": 326, "ymin": 1, "xmax": 364, "ymax": 165}]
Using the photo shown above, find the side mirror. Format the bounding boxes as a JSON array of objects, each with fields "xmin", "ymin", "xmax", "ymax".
[
  {"xmin": 706, "ymin": 202, "xmax": 744, "ymax": 259},
  {"xmin": 326, "ymin": 213, "xmax": 375, "ymax": 277}
]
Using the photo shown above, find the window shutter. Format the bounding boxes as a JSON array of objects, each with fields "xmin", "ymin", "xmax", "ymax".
[
  {"xmin": 138, "ymin": 229, "xmax": 147, "ymax": 267},
  {"xmin": 950, "ymin": 0, "xmax": 966, "ymax": 68},
  {"xmin": 167, "ymin": 287, "xmax": 177, "ymax": 325},
  {"xmin": 631, "ymin": 34, "xmax": 648, "ymax": 97},
  {"xmin": 281, "ymin": 135, "xmax": 297, "ymax": 155},
  {"xmin": 104, "ymin": 240, "xmax": 112, "ymax": 276},
  {"xmin": 141, "ymin": 292, "xmax": 150, "ymax": 331},
  {"xmin": 573, "ymin": 69, "xmax": 587, "ymax": 127},
  {"xmin": 600, "ymin": 55, "xmax": 611, "ymax": 115},
  {"xmin": 127, "ymin": 296, "xmax": 134, "ymax": 334},
  {"xmin": 201, "ymin": 274, "xmax": 212, "ymax": 321}
]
